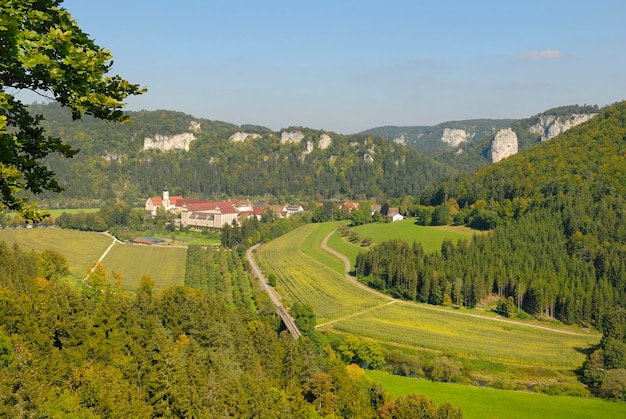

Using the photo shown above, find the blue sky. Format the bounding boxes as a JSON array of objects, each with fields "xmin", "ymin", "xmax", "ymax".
[{"xmin": 62, "ymin": 0, "xmax": 626, "ymax": 134}]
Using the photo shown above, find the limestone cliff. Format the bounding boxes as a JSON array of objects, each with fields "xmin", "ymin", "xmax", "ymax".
[
  {"xmin": 488, "ymin": 128, "xmax": 518, "ymax": 163},
  {"xmin": 229, "ymin": 132, "xmax": 261, "ymax": 142},
  {"xmin": 530, "ymin": 113, "xmax": 597, "ymax": 142},
  {"xmin": 280, "ymin": 131, "xmax": 305, "ymax": 144},
  {"xmin": 393, "ymin": 133, "xmax": 406, "ymax": 145},
  {"xmin": 142, "ymin": 121, "xmax": 200, "ymax": 152},
  {"xmin": 143, "ymin": 133, "xmax": 196, "ymax": 152},
  {"xmin": 441, "ymin": 128, "xmax": 470, "ymax": 147},
  {"xmin": 318, "ymin": 133, "xmax": 332, "ymax": 150}
]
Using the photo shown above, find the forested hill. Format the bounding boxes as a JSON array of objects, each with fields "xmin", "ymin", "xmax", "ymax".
[
  {"xmin": 452, "ymin": 101, "xmax": 625, "ymax": 206},
  {"xmin": 366, "ymin": 100, "xmax": 626, "ymax": 328},
  {"xmin": 361, "ymin": 119, "xmax": 515, "ymax": 156},
  {"xmin": 363, "ymin": 104, "xmax": 600, "ymax": 172},
  {"xmin": 30, "ymin": 103, "xmax": 456, "ymax": 206}
]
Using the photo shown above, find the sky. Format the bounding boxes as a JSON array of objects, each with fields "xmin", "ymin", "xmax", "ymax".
[{"xmin": 59, "ymin": 0, "xmax": 626, "ymax": 134}]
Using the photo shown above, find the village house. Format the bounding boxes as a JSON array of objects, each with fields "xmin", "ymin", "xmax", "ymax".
[
  {"xmin": 341, "ymin": 201, "xmax": 360, "ymax": 212},
  {"xmin": 387, "ymin": 207, "xmax": 404, "ymax": 222}
]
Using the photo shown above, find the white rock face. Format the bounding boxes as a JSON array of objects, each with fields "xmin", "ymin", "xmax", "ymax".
[
  {"xmin": 143, "ymin": 133, "xmax": 196, "ymax": 151},
  {"xmin": 229, "ymin": 132, "xmax": 261, "ymax": 142},
  {"xmin": 393, "ymin": 133, "xmax": 406, "ymax": 145},
  {"xmin": 530, "ymin": 114, "xmax": 597, "ymax": 142},
  {"xmin": 102, "ymin": 152, "xmax": 122, "ymax": 162},
  {"xmin": 363, "ymin": 154, "xmax": 374, "ymax": 164},
  {"xmin": 319, "ymin": 133, "xmax": 332, "ymax": 150},
  {"xmin": 301, "ymin": 141, "xmax": 315, "ymax": 160},
  {"xmin": 441, "ymin": 128, "xmax": 468, "ymax": 147},
  {"xmin": 488, "ymin": 128, "xmax": 518, "ymax": 163},
  {"xmin": 189, "ymin": 121, "xmax": 201, "ymax": 133},
  {"xmin": 281, "ymin": 131, "xmax": 305, "ymax": 144}
]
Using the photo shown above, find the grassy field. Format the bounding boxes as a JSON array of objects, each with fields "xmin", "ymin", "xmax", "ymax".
[
  {"xmin": 300, "ymin": 221, "xmax": 346, "ymax": 275},
  {"xmin": 325, "ymin": 301, "xmax": 597, "ymax": 368},
  {"xmin": 44, "ymin": 208, "xmax": 101, "ymax": 218},
  {"xmin": 328, "ymin": 220, "xmax": 479, "ymax": 270},
  {"xmin": 101, "ymin": 243, "xmax": 186, "ymax": 291},
  {"xmin": 256, "ymin": 224, "xmax": 388, "ymax": 323},
  {"xmin": 367, "ymin": 370, "xmax": 626, "ymax": 419},
  {"xmin": 354, "ymin": 218, "xmax": 477, "ymax": 252},
  {"xmin": 0, "ymin": 227, "xmax": 112, "ymax": 280},
  {"xmin": 0, "ymin": 228, "xmax": 186, "ymax": 290}
]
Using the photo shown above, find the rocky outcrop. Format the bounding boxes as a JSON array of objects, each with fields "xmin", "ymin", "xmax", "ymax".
[
  {"xmin": 143, "ymin": 133, "xmax": 196, "ymax": 152},
  {"xmin": 281, "ymin": 131, "xmax": 305, "ymax": 144},
  {"xmin": 393, "ymin": 134, "xmax": 406, "ymax": 145},
  {"xmin": 488, "ymin": 128, "xmax": 518, "ymax": 163},
  {"xmin": 319, "ymin": 133, "xmax": 332, "ymax": 150},
  {"xmin": 441, "ymin": 128, "xmax": 469, "ymax": 147},
  {"xmin": 530, "ymin": 113, "xmax": 597, "ymax": 142},
  {"xmin": 301, "ymin": 141, "xmax": 315, "ymax": 160},
  {"xmin": 189, "ymin": 121, "xmax": 201, "ymax": 133},
  {"xmin": 229, "ymin": 132, "xmax": 261, "ymax": 142},
  {"xmin": 102, "ymin": 152, "xmax": 123, "ymax": 162}
]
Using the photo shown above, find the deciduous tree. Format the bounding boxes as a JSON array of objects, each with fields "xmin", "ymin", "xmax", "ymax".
[{"xmin": 0, "ymin": 0, "xmax": 144, "ymax": 220}]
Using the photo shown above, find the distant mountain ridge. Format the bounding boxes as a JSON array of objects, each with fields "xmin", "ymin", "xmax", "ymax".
[
  {"xmin": 362, "ymin": 104, "xmax": 600, "ymax": 171},
  {"xmin": 360, "ymin": 119, "xmax": 515, "ymax": 155}
]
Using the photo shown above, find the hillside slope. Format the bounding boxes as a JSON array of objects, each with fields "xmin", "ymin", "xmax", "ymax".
[
  {"xmin": 360, "ymin": 100, "xmax": 626, "ymax": 328},
  {"xmin": 363, "ymin": 105, "xmax": 600, "ymax": 172},
  {"xmin": 30, "ymin": 103, "xmax": 456, "ymax": 206}
]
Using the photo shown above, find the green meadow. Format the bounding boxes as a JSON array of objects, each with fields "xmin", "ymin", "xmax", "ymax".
[
  {"xmin": 44, "ymin": 208, "xmax": 101, "ymax": 218},
  {"xmin": 354, "ymin": 218, "xmax": 477, "ymax": 252},
  {"xmin": 366, "ymin": 370, "xmax": 626, "ymax": 419},
  {"xmin": 329, "ymin": 219, "xmax": 478, "ymax": 269},
  {"xmin": 259, "ymin": 221, "xmax": 602, "ymax": 400}
]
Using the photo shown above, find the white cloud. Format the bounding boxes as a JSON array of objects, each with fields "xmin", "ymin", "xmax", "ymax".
[{"xmin": 517, "ymin": 49, "xmax": 563, "ymax": 60}]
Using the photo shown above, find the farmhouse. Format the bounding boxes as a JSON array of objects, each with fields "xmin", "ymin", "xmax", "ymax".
[
  {"xmin": 387, "ymin": 207, "xmax": 404, "ymax": 222},
  {"xmin": 341, "ymin": 201, "xmax": 360, "ymax": 211}
]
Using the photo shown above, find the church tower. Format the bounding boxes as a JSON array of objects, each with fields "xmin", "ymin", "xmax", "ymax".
[{"xmin": 162, "ymin": 186, "xmax": 170, "ymax": 210}]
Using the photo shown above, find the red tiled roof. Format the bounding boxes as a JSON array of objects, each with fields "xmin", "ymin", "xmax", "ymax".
[{"xmin": 182, "ymin": 200, "xmax": 237, "ymax": 214}]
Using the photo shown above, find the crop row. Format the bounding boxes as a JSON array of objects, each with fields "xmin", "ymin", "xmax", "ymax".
[{"xmin": 185, "ymin": 247, "xmax": 254, "ymax": 307}]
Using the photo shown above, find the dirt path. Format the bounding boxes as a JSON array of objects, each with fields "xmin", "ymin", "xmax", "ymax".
[
  {"xmin": 320, "ymin": 231, "xmax": 397, "ymax": 301},
  {"xmin": 82, "ymin": 232, "xmax": 119, "ymax": 282},
  {"xmin": 319, "ymin": 230, "xmax": 593, "ymax": 337}
]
